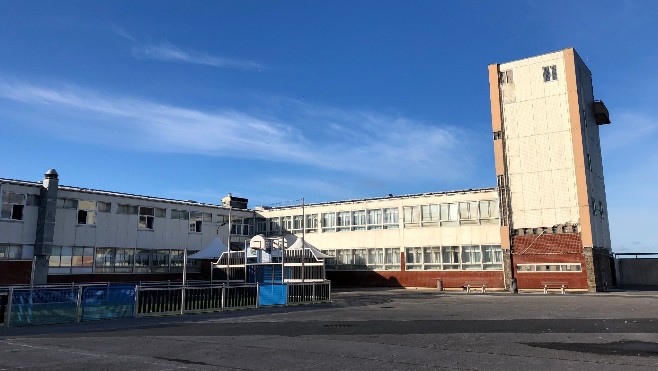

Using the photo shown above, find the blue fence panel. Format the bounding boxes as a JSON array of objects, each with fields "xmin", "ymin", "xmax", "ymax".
[
  {"xmin": 81, "ymin": 285, "xmax": 135, "ymax": 321},
  {"xmin": 258, "ymin": 284, "xmax": 287, "ymax": 306},
  {"xmin": 10, "ymin": 289, "xmax": 78, "ymax": 326}
]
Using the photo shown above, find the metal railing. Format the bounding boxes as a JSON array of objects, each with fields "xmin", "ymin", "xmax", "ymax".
[{"xmin": 2, "ymin": 281, "xmax": 330, "ymax": 327}]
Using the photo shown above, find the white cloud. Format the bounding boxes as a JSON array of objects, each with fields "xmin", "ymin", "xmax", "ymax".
[
  {"xmin": 114, "ymin": 29, "xmax": 261, "ymax": 70},
  {"xmin": 132, "ymin": 41, "xmax": 261, "ymax": 70},
  {"xmin": 0, "ymin": 78, "xmax": 473, "ymax": 183}
]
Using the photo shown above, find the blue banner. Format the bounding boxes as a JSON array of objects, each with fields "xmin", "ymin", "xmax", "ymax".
[{"xmin": 81, "ymin": 286, "xmax": 135, "ymax": 321}]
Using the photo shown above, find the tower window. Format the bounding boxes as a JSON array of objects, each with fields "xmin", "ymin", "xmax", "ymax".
[
  {"xmin": 543, "ymin": 65, "xmax": 558, "ymax": 82},
  {"xmin": 500, "ymin": 70, "xmax": 513, "ymax": 84}
]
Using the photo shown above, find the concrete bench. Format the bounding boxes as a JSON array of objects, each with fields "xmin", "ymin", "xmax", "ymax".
[
  {"xmin": 464, "ymin": 282, "xmax": 487, "ymax": 293},
  {"xmin": 541, "ymin": 282, "xmax": 568, "ymax": 294}
]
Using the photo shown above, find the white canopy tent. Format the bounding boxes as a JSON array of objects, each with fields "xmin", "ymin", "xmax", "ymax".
[
  {"xmin": 188, "ymin": 237, "xmax": 230, "ymax": 260},
  {"xmin": 284, "ymin": 234, "xmax": 333, "ymax": 259}
]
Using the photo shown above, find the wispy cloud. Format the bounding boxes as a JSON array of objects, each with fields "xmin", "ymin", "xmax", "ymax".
[
  {"xmin": 0, "ymin": 78, "xmax": 472, "ymax": 183},
  {"xmin": 114, "ymin": 28, "xmax": 261, "ymax": 70}
]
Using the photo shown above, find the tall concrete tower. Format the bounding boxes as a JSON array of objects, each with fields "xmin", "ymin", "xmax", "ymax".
[{"xmin": 489, "ymin": 48, "xmax": 613, "ymax": 292}]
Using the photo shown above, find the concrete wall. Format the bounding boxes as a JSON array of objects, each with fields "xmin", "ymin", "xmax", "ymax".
[{"xmin": 617, "ymin": 259, "xmax": 658, "ymax": 286}]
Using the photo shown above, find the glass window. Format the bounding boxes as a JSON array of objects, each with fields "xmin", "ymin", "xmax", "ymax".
[
  {"xmin": 152, "ymin": 250, "xmax": 170, "ymax": 272},
  {"xmin": 268, "ymin": 217, "xmax": 281, "ymax": 235},
  {"xmin": 135, "ymin": 249, "xmax": 152, "ymax": 272},
  {"xmin": 383, "ymin": 208, "xmax": 399, "ymax": 228},
  {"xmin": 281, "ymin": 216, "xmax": 292, "ymax": 232},
  {"xmin": 322, "ymin": 213, "xmax": 336, "ymax": 232},
  {"xmin": 482, "ymin": 245, "xmax": 503, "ymax": 270},
  {"xmin": 336, "ymin": 249, "xmax": 352, "ymax": 268},
  {"xmin": 403, "ymin": 206, "xmax": 420, "ymax": 224},
  {"xmin": 461, "ymin": 245, "xmax": 482, "ymax": 269},
  {"xmin": 367, "ymin": 248, "xmax": 384, "ymax": 269},
  {"xmin": 60, "ymin": 246, "xmax": 73, "ymax": 267},
  {"xmin": 98, "ymin": 201, "xmax": 111, "ymax": 213},
  {"xmin": 442, "ymin": 246, "xmax": 460, "ymax": 269},
  {"xmin": 95, "ymin": 248, "xmax": 115, "ymax": 272},
  {"xmin": 49, "ymin": 246, "xmax": 62, "ymax": 266},
  {"xmin": 292, "ymin": 215, "xmax": 304, "ymax": 231},
  {"xmin": 336, "ymin": 211, "xmax": 351, "ymax": 231},
  {"xmin": 77, "ymin": 200, "xmax": 97, "ymax": 225},
  {"xmin": 171, "ymin": 209, "xmax": 189, "ymax": 220},
  {"xmin": 440, "ymin": 203, "xmax": 459, "ymax": 225},
  {"xmin": 353, "ymin": 249, "xmax": 367, "ymax": 269},
  {"xmin": 154, "ymin": 208, "xmax": 166, "ymax": 218},
  {"xmin": 367, "ymin": 209, "xmax": 382, "ymax": 229},
  {"xmin": 421, "ymin": 205, "xmax": 438, "ymax": 223},
  {"xmin": 139, "ymin": 206, "xmax": 155, "ymax": 229},
  {"xmin": 305, "ymin": 214, "xmax": 318, "ymax": 232},
  {"xmin": 384, "ymin": 248, "xmax": 400, "ymax": 269},
  {"xmin": 405, "ymin": 247, "xmax": 422, "ymax": 270},
  {"xmin": 117, "ymin": 204, "xmax": 138, "ymax": 215},
  {"xmin": 423, "ymin": 246, "xmax": 442, "ymax": 269},
  {"xmin": 189, "ymin": 211, "xmax": 203, "ymax": 232},
  {"xmin": 1, "ymin": 192, "xmax": 25, "ymax": 220},
  {"xmin": 7, "ymin": 245, "xmax": 22, "ymax": 260},
  {"xmin": 352, "ymin": 210, "xmax": 366, "ymax": 231}
]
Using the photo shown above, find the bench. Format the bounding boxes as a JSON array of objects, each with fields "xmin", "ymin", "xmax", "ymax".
[
  {"xmin": 541, "ymin": 282, "xmax": 568, "ymax": 294},
  {"xmin": 464, "ymin": 282, "xmax": 487, "ymax": 293}
]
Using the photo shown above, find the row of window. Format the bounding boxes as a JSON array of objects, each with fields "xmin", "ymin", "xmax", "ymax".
[
  {"xmin": 500, "ymin": 64, "xmax": 558, "ymax": 85},
  {"xmin": 1, "ymin": 191, "xmax": 38, "ymax": 221},
  {"xmin": 48, "ymin": 246, "xmax": 201, "ymax": 274},
  {"xmin": 319, "ymin": 245, "xmax": 503, "ymax": 271},
  {"xmin": 517, "ymin": 263, "xmax": 582, "ymax": 272},
  {"xmin": 0, "ymin": 244, "xmax": 30, "ymax": 260},
  {"xmin": 405, "ymin": 245, "xmax": 503, "ymax": 271},
  {"xmin": 258, "ymin": 201, "xmax": 500, "ymax": 236}
]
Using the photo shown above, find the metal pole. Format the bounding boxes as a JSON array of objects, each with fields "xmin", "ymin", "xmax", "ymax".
[
  {"xmin": 227, "ymin": 207, "xmax": 232, "ymax": 287},
  {"xmin": 76, "ymin": 286, "xmax": 83, "ymax": 322},
  {"xmin": 301, "ymin": 197, "xmax": 305, "ymax": 283},
  {"xmin": 5, "ymin": 288, "xmax": 13, "ymax": 327},
  {"xmin": 133, "ymin": 285, "xmax": 139, "ymax": 318},
  {"xmin": 181, "ymin": 249, "xmax": 187, "ymax": 315}
]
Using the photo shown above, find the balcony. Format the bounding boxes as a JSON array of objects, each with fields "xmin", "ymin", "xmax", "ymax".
[{"xmin": 593, "ymin": 100, "xmax": 611, "ymax": 125}]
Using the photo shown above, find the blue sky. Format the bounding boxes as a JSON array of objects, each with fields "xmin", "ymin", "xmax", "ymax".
[{"xmin": 1, "ymin": 1, "xmax": 657, "ymax": 252}]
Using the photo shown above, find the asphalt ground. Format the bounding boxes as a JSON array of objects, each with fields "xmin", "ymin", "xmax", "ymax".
[{"xmin": 1, "ymin": 289, "xmax": 658, "ymax": 370}]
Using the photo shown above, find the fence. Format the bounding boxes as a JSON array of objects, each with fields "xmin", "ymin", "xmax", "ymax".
[{"xmin": 2, "ymin": 281, "xmax": 330, "ymax": 327}]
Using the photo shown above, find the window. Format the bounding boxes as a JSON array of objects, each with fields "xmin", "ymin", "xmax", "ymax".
[
  {"xmin": 57, "ymin": 198, "xmax": 78, "ymax": 209},
  {"xmin": 76, "ymin": 200, "xmax": 97, "ymax": 225},
  {"xmin": 98, "ymin": 201, "xmax": 111, "ymax": 213},
  {"xmin": 367, "ymin": 248, "xmax": 384, "ymax": 270},
  {"xmin": 500, "ymin": 69, "xmax": 513, "ymax": 84},
  {"xmin": 139, "ymin": 206, "xmax": 155, "ymax": 229},
  {"xmin": 152, "ymin": 250, "xmax": 170, "ymax": 272},
  {"xmin": 216, "ymin": 214, "xmax": 228, "ymax": 223},
  {"xmin": 440, "ymin": 203, "xmax": 459, "ymax": 226},
  {"xmin": 281, "ymin": 216, "xmax": 292, "ymax": 232},
  {"xmin": 322, "ymin": 213, "xmax": 336, "ymax": 232},
  {"xmin": 117, "ymin": 204, "xmax": 138, "ymax": 215},
  {"xmin": 384, "ymin": 248, "xmax": 400, "ymax": 270},
  {"xmin": 479, "ymin": 200, "xmax": 499, "ymax": 224},
  {"xmin": 543, "ymin": 65, "xmax": 558, "ymax": 82},
  {"xmin": 306, "ymin": 214, "xmax": 318, "ymax": 233},
  {"xmin": 256, "ymin": 218, "xmax": 267, "ymax": 234},
  {"xmin": 1, "ymin": 192, "xmax": 25, "ymax": 220},
  {"xmin": 232, "ymin": 218, "xmax": 253, "ymax": 236},
  {"xmin": 459, "ymin": 201, "xmax": 479, "ymax": 224},
  {"xmin": 383, "ymin": 208, "xmax": 399, "ymax": 229},
  {"xmin": 115, "ymin": 248, "xmax": 134, "ymax": 272},
  {"xmin": 421, "ymin": 205, "xmax": 439, "ymax": 225},
  {"xmin": 352, "ymin": 210, "xmax": 366, "ymax": 231},
  {"xmin": 482, "ymin": 245, "xmax": 503, "ymax": 270},
  {"xmin": 189, "ymin": 211, "xmax": 205, "ymax": 232},
  {"xmin": 517, "ymin": 263, "xmax": 581, "ymax": 272},
  {"xmin": 268, "ymin": 217, "xmax": 281, "ymax": 235},
  {"xmin": 336, "ymin": 249, "xmax": 352, "ymax": 269},
  {"xmin": 367, "ymin": 209, "xmax": 383, "ymax": 230},
  {"xmin": 95, "ymin": 248, "xmax": 115, "ymax": 273},
  {"xmin": 405, "ymin": 247, "xmax": 422, "ymax": 270},
  {"xmin": 403, "ymin": 206, "xmax": 420, "ymax": 225},
  {"xmin": 292, "ymin": 215, "xmax": 304, "ymax": 232},
  {"xmin": 336, "ymin": 211, "xmax": 351, "ymax": 231},
  {"xmin": 423, "ymin": 246, "xmax": 442, "ymax": 269},
  {"xmin": 353, "ymin": 249, "xmax": 367, "ymax": 269},
  {"xmin": 461, "ymin": 245, "xmax": 482, "ymax": 270},
  {"xmin": 442, "ymin": 246, "xmax": 460, "ymax": 269},
  {"xmin": 134, "ymin": 249, "xmax": 152, "ymax": 272},
  {"xmin": 171, "ymin": 209, "xmax": 189, "ymax": 220},
  {"xmin": 0, "ymin": 244, "xmax": 23, "ymax": 260},
  {"xmin": 26, "ymin": 194, "xmax": 40, "ymax": 206}
]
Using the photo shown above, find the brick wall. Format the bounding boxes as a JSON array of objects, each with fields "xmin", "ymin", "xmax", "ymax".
[
  {"xmin": 0, "ymin": 261, "xmax": 32, "ymax": 285},
  {"xmin": 511, "ymin": 233, "xmax": 588, "ymax": 290}
]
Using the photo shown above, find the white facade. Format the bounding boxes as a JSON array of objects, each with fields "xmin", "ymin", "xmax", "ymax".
[{"xmin": 0, "ymin": 178, "xmax": 253, "ymax": 275}]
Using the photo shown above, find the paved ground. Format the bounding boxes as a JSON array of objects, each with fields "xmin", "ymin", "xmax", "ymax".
[{"xmin": 1, "ymin": 289, "xmax": 658, "ymax": 370}]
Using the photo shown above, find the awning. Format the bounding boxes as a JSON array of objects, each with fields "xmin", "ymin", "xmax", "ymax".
[
  {"xmin": 188, "ymin": 237, "xmax": 229, "ymax": 259},
  {"xmin": 285, "ymin": 235, "xmax": 333, "ymax": 259}
]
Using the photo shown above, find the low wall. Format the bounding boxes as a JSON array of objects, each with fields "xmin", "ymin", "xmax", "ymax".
[{"xmin": 617, "ymin": 258, "xmax": 658, "ymax": 286}]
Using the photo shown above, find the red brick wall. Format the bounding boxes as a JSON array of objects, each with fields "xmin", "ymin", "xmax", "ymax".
[
  {"xmin": 512, "ymin": 233, "xmax": 588, "ymax": 289},
  {"xmin": 327, "ymin": 270, "xmax": 504, "ymax": 289},
  {"xmin": 0, "ymin": 261, "xmax": 32, "ymax": 285}
]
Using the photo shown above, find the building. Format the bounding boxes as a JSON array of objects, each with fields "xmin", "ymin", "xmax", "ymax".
[
  {"xmin": 489, "ymin": 48, "xmax": 613, "ymax": 291},
  {"xmin": 0, "ymin": 48, "xmax": 614, "ymax": 291}
]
